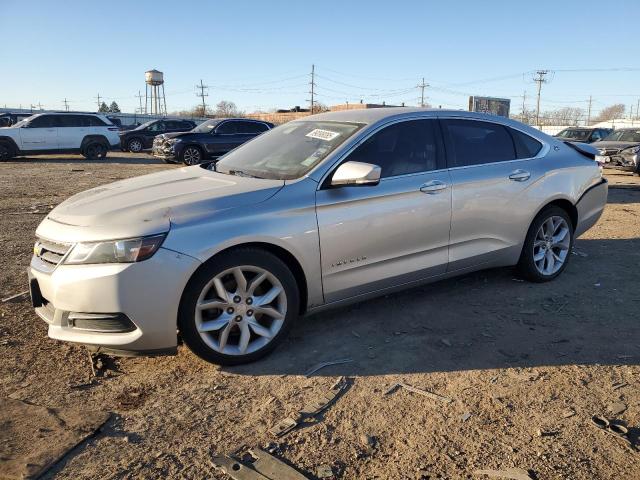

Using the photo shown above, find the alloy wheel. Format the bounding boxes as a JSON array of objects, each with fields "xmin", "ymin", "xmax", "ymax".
[
  {"xmin": 194, "ymin": 266, "xmax": 287, "ymax": 355},
  {"xmin": 183, "ymin": 147, "xmax": 202, "ymax": 165},
  {"xmin": 533, "ymin": 215, "xmax": 571, "ymax": 276},
  {"xmin": 128, "ymin": 139, "xmax": 143, "ymax": 152}
]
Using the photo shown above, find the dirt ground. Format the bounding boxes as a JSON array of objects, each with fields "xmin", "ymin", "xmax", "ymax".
[{"xmin": 1, "ymin": 152, "xmax": 639, "ymax": 480}]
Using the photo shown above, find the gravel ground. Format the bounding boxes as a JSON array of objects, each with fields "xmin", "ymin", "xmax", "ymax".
[{"xmin": 1, "ymin": 153, "xmax": 639, "ymax": 480}]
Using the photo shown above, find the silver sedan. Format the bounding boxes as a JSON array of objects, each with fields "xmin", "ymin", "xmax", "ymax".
[{"xmin": 29, "ymin": 108, "xmax": 607, "ymax": 364}]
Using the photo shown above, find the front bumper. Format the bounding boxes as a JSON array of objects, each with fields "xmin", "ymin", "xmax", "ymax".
[
  {"xmin": 575, "ymin": 178, "xmax": 608, "ymax": 238},
  {"xmin": 29, "ymin": 247, "xmax": 201, "ymax": 354},
  {"xmin": 602, "ymin": 152, "xmax": 639, "ymax": 171}
]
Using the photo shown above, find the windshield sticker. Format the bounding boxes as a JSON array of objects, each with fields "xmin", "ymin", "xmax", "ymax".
[{"xmin": 306, "ymin": 129, "xmax": 340, "ymax": 141}]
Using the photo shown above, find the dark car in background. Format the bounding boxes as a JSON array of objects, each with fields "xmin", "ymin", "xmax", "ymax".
[
  {"xmin": 555, "ymin": 127, "xmax": 612, "ymax": 144},
  {"xmin": 119, "ymin": 118, "xmax": 197, "ymax": 153},
  {"xmin": 593, "ymin": 128, "xmax": 640, "ymax": 174},
  {"xmin": 152, "ymin": 118, "xmax": 273, "ymax": 165},
  {"xmin": 0, "ymin": 112, "xmax": 35, "ymax": 127}
]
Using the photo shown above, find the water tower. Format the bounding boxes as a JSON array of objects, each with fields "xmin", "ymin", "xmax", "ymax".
[{"xmin": 145, "ymin": 69, "xmax": 167, "ymax": 115}]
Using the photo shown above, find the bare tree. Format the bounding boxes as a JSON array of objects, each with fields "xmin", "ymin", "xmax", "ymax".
[
  {"xmin": 543, "ymin": 107, "xmax": 584, "ymax": 125},
  {"xmin": 215, "ymin": 100, "xmax": 241, "ymax": 118},
  {"xmin": 594, "ymin": 103, "xmax": 625, "ymax": 123}
]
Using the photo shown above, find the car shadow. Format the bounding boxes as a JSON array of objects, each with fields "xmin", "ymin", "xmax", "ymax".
[
  {"xmin": 225, "ymin": 236, "xmax": 640, "ymax": 378},
  {"xmin": 9, "ymin": 153, "xmax": 167, "ymax": 166}
]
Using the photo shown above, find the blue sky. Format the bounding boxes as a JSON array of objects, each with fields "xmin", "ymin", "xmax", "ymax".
[{"xmin": 1, "ymin": 0, "xmax": 639, "ymax": 116}]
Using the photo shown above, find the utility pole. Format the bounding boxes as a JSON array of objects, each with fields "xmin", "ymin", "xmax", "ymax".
[
  {"xmin": 309, "ymin": 64, "xmax": 316, "ymax": 114},
  {"xmin": 636, "ymin": 98, "xmax": 640, "ymax": 120},
  {"xmin": 195, "ymin": 79, "xmax": 209, "ymax": 117},
  {"xmin": 417, "ymin": 77, "xmax": 429, "ymax": 107},
  {"xmin": 521, "ymin": 91, "xmax": 527, "ymax": 122},
  {"xmin": 532, "ymin": 70, "xmax": 550, "ymax": 127},
  {"xmin": 587, "ymin": 95, "xmax": 592, "ymax": 126},
  {"xmin": 37, "ymin": 102, "xmax": 43, "ymax": 110},
  {"xmin": 63, "ymin": 98, "xmax": 70, "ymax": 111},
  {"xmin": 95, "ymin": 93, "xmax": 102, "ymax": 111}
]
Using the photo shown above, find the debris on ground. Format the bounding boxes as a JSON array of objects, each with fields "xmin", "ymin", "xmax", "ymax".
[
  {"xmin": 1, "ymin": 291, "xmax": 29, "ymax": 303},
  {"xmin": 0, "ymin": 398, "xmax": 110, "ymax": 480},
  {"xmin": 461, "ymin": 412, "xmax": 472, "ymax": 422},
  {"xmin": 269, "ymin": 378, "xmax": 349, "ymax": 437},
  {"xmin": 316, "ymin": 464, "xmax": 334, "ymax": 479},
  {"xmin": 385, "ymin": 382, "xmax": 453, "ymax": 404},
  {"xmin": 474, "ymin": 467, "xmax": 534, "ymax": 480},
  {"xmin": 608, "ymin": 402, "xmax": 627, "ymax": 416},
  {"xmin": 212, "ymin": 447, "xmax": 309, "ymax": 480},
  {"xmin": 304, "ymin": 358, "xmax": 352, "ymax": 377}
]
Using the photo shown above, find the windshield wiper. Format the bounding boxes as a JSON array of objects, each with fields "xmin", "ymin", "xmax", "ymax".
[{"xmin": 228, "ymin": 169, "xmax": 260, "ymax": 178}]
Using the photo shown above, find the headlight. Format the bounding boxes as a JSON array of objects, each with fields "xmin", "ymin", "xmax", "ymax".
[
  {"xmin": 64, "ymin": 234, "xmax": 166, "ymax": 265},
  {"xmin": 624, "ymin": 145, "xmax": 640, "ymax": 154}
]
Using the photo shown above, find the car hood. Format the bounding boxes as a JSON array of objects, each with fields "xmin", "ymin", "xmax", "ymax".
[
  {"xmin": 161, "ymin": 131, "xmax": 193, "ymax": 140},
  {"xmin": 592, "ymin": 141, "xmax": 639, "ymax": 150},
  {"xmin": 38, "ymin": 166, "xmax": 284, "ymax": 242}
]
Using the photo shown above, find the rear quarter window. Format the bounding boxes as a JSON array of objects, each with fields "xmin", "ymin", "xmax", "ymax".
[
  {"xmin": 442, "ymin": 119, "xmax": 516, "ymax": 167},
  {"xmin": 509, "ymin": 128, "xmax": 542, "ymax": 159}
]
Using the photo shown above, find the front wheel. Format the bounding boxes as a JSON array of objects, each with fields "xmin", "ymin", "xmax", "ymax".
[
  {"xmin": 517, "ymin": 206, "xmax": 574, "ymax": 282},
  {"xmin": 181, "ymin": 146, "xmax": 203, "ymax": 165},
  {"xmin": 127, "ymin": 138, "xmax": 144, "ymax": 153},
  {"xmin": 82, "ymin": 142, "xmax": 106, "ymax": 160},
  {"xmin": 0, "ymin": 143, "xmax": 14, "ymax": 161},
  {"xmin": 178, "ymin": 248, "xmax": 299, "ymax": 365}
]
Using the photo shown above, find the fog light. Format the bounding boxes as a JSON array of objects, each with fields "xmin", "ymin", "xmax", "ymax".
[{"xmin": 67, "ymin": 312, "xmax": 136, "ymax": 333}]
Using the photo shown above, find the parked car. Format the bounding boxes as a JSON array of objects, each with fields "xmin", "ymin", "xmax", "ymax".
[
  {"xmin": 554, "ymin": 127, "xmax": 612, "ymax": 144},
  {"xmin": 29, "ymin": 109, "xmax": 607, "ymax": 364},
  {"xmin": 152, "ymin": 118, "xmax": 274, "ymax": 165},
  {"xmin": 106, "ymin": 117, "xmax": 139, "ymax": 132},
  {"xmin": 119, "ymin": 118, "xmax": 196, "ymax": 153},
  {"xmin": 0, "ymin": 112, "xmax": 36, "ymax": 127},
  {"xmin": 592, "ymin": 128, "xmax": 640, "ymax": 174},
  {"xmin": 0, "ymin": 112, "xmax": 120, "ymax": 160}
]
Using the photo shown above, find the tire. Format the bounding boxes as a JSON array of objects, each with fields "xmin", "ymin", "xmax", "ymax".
[
  {"xmin": 127, "ymin": 138, "xmax": 144, "ymax": 153},
  {"xmin": 178, "ymin": 248, "xmax": 300, "ymax": 365},
  {"xmin": 180, "ymin": 145, "xmax": 203, "ymax": 165},
  {"xmin": 0, "ymin": 142, "xmax": 14, "ymax": 161},
  {"xmin": 517, "ymin": 206, "xmax": 574, "ymax": 282},
  {"xmin": 82, "ymin": 141, "xmax": 106, "ymax": 160}
]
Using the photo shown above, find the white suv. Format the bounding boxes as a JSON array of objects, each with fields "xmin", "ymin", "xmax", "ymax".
[{"xmin": 0, "ymin": 112, "xmax": 121, "ymax": 160}]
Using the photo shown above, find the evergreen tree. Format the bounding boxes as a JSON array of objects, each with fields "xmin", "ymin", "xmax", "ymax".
[
  {"xmin": 98, "ymin": 102, "xmax": 109, "ymax": 113},
  {"xmin": 109, "ymin": 101, "xmax": 121, "ymax": 113}
]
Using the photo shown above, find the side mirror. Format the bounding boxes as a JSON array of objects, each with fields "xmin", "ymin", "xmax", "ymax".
[{"xmin": 331, "ymin": 161, "xmax": 381, "ymax": 187}]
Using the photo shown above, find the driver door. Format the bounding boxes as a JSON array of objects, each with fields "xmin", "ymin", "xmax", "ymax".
[
  {"xmin": 19, "ymin": 114, "xmax": 58, "ymax": 150},
  {"xmin": 316, "ymin": 119, "xmax": 452, "ymax": 303}
]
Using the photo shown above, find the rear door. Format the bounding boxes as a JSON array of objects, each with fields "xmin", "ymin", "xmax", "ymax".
[
  {"xmin": 316, "ymin": 118, "xmax": 452, "ymax": 302},
  {"xmin": 442, "ymin": 118, "xmax": 545, "ymax": 271},
  {"xmin": 55, "ymin": 114, "xmax": 88, "ymax": 149},
  {"xmin": 19, "ymin": 114, "xmax": 58, "ymax": 150}
]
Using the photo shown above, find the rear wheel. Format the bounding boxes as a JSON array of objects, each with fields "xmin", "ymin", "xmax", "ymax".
[
  {"xmin": 178, "ymin": 248, "xmax": 299, "ymax": 365},
  {"xmin": 517, "ymin": 206, "xmax": 573, "ymax": 282},
  {"xmin": 82, "ymin": 141, "xmax": 107, "ymax": 160},
  {"xmin": 181, "ymin": 146, "xmax": 203, "ymax": 165},
  {"xmin": 127, "ymin": 138, "xmax": 144, "ymax": 153},
  {"xmin": 0, "ymin": 143, "xmax": 14, "ymax": 161}
]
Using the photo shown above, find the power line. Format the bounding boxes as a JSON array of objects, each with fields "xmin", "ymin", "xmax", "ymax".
[{"xmin": 62, "ymin": 98, "xmax": 70, "ymax": 111}]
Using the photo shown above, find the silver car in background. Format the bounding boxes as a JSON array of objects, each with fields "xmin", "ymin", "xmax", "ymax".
[{"xmin": 29, "ymin": 108, "xmax": 608, "ymax": 364}]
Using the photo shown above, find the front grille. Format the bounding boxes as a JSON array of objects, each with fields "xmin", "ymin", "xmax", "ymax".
[{"xmin": 35, "ymin": 237, "xmax": 72, "ymax": 267}]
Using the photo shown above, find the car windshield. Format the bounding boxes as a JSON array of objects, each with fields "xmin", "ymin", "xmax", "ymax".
[
  {"xmin": 557, "ymin": 129, "xmax": 590, "ymax": 141},
  {"xmin": 602, "ymin": 129, "xmax": 640, "ymax": 142},
  {"xmin": 215, "ymin": 121, "xmax": 363, "ymax": 180},
  {"xmin": 192, "ymin": 119, "xmax": 222, "ymax": 133},
  {"xmin": 136, "ymin": 120, "xmax": 157, "ymax": 130}
]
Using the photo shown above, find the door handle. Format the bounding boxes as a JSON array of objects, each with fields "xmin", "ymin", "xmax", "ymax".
[
  {"xmin": 420, "ymin": 180, "xmax": 448, "ymax": 194},
  {"xmin": 508, "ymin": 169, "xmax": 531, "ymax": 182}
]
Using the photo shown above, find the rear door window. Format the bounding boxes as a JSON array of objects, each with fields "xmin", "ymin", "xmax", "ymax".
[{"xmin": 442, "ymin": 119, "xmax": 516, "ymax": 167}]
